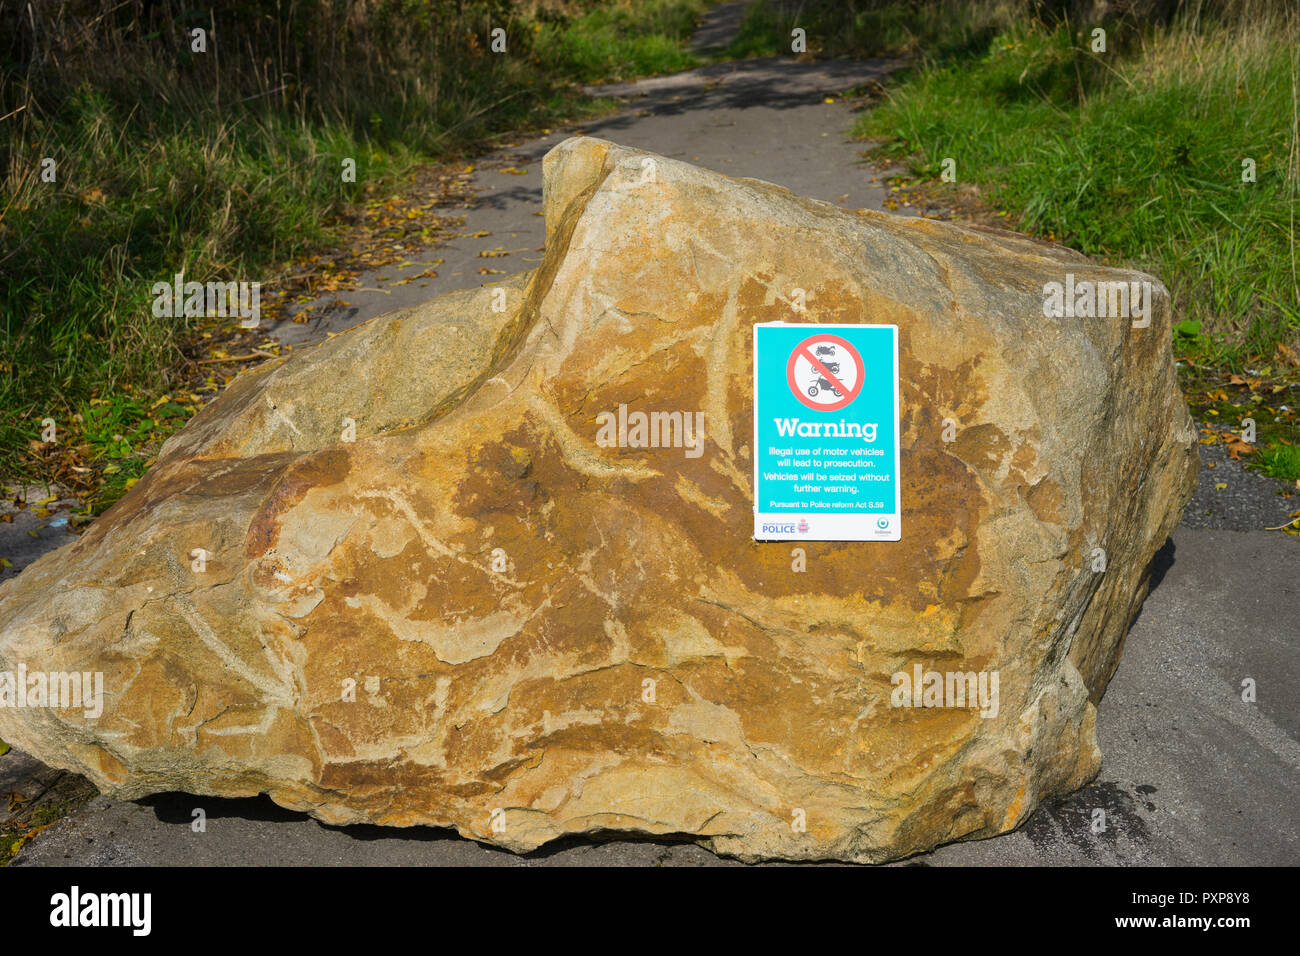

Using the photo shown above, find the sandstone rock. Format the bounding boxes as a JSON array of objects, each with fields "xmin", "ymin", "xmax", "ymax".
[{"xmin": 0, "ymin": 136, "xmax": 1197, "ymax": 863}]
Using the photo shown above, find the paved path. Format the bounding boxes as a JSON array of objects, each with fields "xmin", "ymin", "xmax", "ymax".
[{"xmin": 3, "ymin": 1, "xmax": 1297, "ymax": 867}]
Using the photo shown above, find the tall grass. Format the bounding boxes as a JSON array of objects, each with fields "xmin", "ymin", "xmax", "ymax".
[
  {"xmin": 723, "ymin": 0, "xmax": 1021, "ymax": 60},
  {"xmin": 720, "ymin": 0, "xmax": 1298, "ymax": 359},
  {"xmin": 0, "ymin": 0, "xmax": 705, "ymax": 482},
  {"xmin": 852, "ymin": 0, "xmax": 1300, "ymax": 361}
]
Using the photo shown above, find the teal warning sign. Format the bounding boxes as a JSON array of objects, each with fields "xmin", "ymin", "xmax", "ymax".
[{"xmin": 752, "ymin": 323, "xmax": 901, "ymax": 541}]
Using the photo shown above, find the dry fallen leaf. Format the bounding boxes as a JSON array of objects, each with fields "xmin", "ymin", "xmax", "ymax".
[{"xmin": 1224, "ymin": 438, "xmax": 1254, "ymax": 460}]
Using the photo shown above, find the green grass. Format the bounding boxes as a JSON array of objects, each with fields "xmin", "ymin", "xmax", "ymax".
[
  {"xmin": 538, "ymin": 0, "xmax": 705, "ymax": 80},
  {"xmin": 722, "ymin": 0, "xmax": 1009, "ymax": 60},
  {"xmin": 720, "ymin": 0, "xmax": 790, "ymax": 58},
  {"xmin": 2, "ymin": 105, "xmax": 406, "ymax": 481},
  {"xmin": 0, "ymin": 0, "xmax": 705, "ymax": 488},
  {"xmin": 856, "ymin": 11, "xmax": 1299, "ymax": 365},
  {"xmin": 1254, "ymin": 444, "xmax": 1300, "ymax": 482}
]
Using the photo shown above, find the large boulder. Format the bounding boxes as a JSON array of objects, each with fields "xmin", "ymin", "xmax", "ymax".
[{"xmin": 0, "ymin": 136, "xmax": 1196, "ymax": 862}]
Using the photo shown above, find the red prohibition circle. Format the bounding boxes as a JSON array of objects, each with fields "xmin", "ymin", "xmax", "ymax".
[{"xmin": 785, "ymin": 333, "xmax": 865, "ymax": 412}]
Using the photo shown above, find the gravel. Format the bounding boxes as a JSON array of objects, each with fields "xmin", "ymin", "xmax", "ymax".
[{"xmin": 1180, "ymin": 430, "xmax": 1298, "ymax": 532}]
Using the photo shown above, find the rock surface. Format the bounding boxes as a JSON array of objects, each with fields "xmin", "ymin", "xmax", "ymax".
[{"xmin": 0, "ymin": 136, "xmax": 1197, "ymax": 863}]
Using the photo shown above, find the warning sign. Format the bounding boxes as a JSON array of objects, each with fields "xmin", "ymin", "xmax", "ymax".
[{"xmin": 753, "ymin": 323, "xmax": 900, "ymax": 541}]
